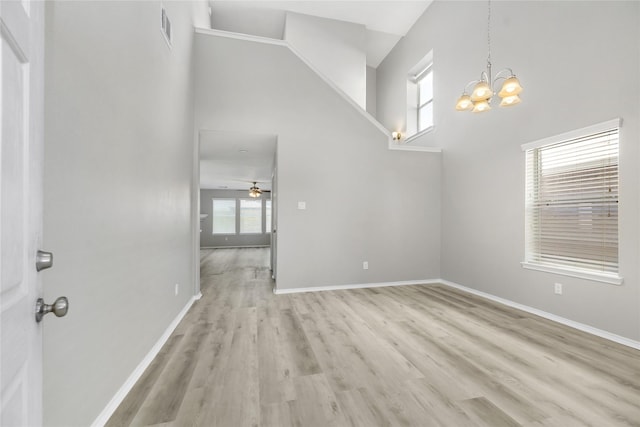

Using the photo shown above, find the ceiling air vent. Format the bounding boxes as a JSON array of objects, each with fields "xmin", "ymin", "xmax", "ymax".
[{"xmin": 161, "ymin": 5, "xmax": 172, "ymax": 47}]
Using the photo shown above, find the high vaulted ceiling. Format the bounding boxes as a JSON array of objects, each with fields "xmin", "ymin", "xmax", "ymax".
[{"xmin": 209, "ymin": 0, "xmax": 433, "ymax": 67}]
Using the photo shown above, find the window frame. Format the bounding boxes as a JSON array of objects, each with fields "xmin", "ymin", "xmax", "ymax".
[
  {"xmin": 405, "ymin": 50, "xmax": 434, "ymax": 138},
  {"xmin": 521, "ymin": 118, "xmax": 623, "ymax": 285}
]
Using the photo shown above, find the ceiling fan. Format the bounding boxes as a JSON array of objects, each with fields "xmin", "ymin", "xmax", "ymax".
[
  {"xmin": 248, "ymin": 181, "xmax": 272, "ymax": 197},
  {"xmin": 249, "ymin": 182, "xmax": 262, "ymax": 198}
]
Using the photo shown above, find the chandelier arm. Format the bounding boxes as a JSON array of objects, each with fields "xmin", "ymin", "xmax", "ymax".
[
  {"xmin": 462, "ymin": 79, "xmax": 481, "ymax": 94},
  {"xmin": 491, "ymin": 68, "xmax": 515, "ymax": 89}
]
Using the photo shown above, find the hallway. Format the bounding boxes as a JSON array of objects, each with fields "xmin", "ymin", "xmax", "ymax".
[{"xmin": 107, "ymin": 248, "xmax": 640, "ymax": 426}]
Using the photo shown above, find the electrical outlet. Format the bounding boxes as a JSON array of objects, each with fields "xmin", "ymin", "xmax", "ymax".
[
  {"xmin": 175, "ymin": 283, "xmax": 180, "ymax": 296},
  {"xmin": 554, "ymin": 283, "xmax": 562, "ymax": 295},
  {"xmin": 363, "ymin": 261, "xmax": 369, "ymax": 270}
]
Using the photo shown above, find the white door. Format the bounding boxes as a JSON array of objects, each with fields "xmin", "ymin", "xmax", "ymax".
[
  {"xmin": 1, "ymin": 1, "xmax": 45, "ymax": 425},
  {"xmin": 270, "ymin": 166, "xmax": 277, "ymax": 281}
]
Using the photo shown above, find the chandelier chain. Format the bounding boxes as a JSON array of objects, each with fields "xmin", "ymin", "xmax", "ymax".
[{"xmin": 487, "ymin": 0, "xmax": 491, "ymax": 64}]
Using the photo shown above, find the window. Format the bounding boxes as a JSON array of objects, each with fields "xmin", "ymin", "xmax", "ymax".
[
  {"xmin": 406, "ymin": 51, "xmax": 433, "ymax": 137},
  {"xmin": 416, "ymin": 66, "xmax": 433, "ymax": 132},
  {"xmin": 522, "ymin": 119, "xmax": 621, "ymax": 284},
  {"xmin": 240, "ymin": 199, "xmax": 262, "ymax": 234},
  {"xmin": 212, "ymin": 199, "xmax": 236, "ymax": 234},
  {"xmin": 265, "ymin": 200, "xmax": 272, "ymax": 233}
]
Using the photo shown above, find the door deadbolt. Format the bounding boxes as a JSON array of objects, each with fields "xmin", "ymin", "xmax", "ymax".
[
  {"xmin": 35, "ymin": 297, "xmax": 68, "ymax": 323},
  {"xmin": 36, "ymin": 250, "xmax": 53, "ymax": 272}
]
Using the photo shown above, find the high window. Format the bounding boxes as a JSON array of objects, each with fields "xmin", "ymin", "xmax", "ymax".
[
  {"xmin": 522, "ymin": 119, "xmax": 621, "ymax": 284},
  {"xmin": 212, "ymin": 199, "xmax": 236, "ymax": 234},
  {"xmin": 406, "ymin": 51, "xmax": 434, "ymax": 137}
]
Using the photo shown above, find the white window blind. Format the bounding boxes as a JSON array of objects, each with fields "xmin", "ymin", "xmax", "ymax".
[
  {"xmin": 240, "ymin": 199, "xmax": 262, "ymax": 234},
  {"xmin": 524, "ymin": 121, "xmax": 619, "ymax": 278},
  {"xmin": 212, "ymin": 199, "xmax": 236, "ymax": 234}
]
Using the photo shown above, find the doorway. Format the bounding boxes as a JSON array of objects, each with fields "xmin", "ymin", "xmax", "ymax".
[{"xmin": 194, "ymin": 130, "xmax": 277, "ymax": 292}]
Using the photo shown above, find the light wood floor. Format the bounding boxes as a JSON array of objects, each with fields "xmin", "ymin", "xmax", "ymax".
[{"xmin": 107, "ymin": 248, "xmax": 640, "ymax": 426}]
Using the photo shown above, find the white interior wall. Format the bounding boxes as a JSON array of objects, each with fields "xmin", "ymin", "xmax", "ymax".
[
  {"xmin": 43, "ymin": 2, "xmax": 208, "ymax": 425},
  {"xmin": 195, "ymin": 32, "xmax": 441, "ymax": 291},
  {"xmin": 284, "ymin": 12, "xmax": 367, "ymax": 109},
  {"xmin": 376, "ymin": 1, "xmax": 640, "ymax": 341},
  {"xmin": 211, "ymin": 4, "xmax": 286, "ymax": 39}
]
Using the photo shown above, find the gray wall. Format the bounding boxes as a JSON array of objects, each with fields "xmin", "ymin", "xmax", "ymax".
[
  {"xmin": 377, "ymin": 1, "xmax": 640, "ymax": 341},
  {"xmin": 195, "ymin": 33, "xmax": 442, "ymax": 291},
  {"xmin": 200, "ymin": 189, "xmax": 271, "ymax": 248},
  {"xmin": 43, "ymin": 1, "xmax": 209, "ymax": 425},
  {"xmin": 284, "ymin": 12, "xmax": 367, "ymax": 109}
]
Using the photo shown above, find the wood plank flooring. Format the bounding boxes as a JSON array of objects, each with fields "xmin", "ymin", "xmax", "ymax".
[{"xmin": 107, "ymin": 248, "xmax": 640, "ymax": 426}]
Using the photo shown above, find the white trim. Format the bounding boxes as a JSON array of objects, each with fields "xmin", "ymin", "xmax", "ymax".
[
  {"xmin": 273, "ymin": 279, "xmax": 440, "ymax": 295},
  {"xmin": 201, "ymin": 245, "xmax": 270, "ymax": 249},
  {"xmin": 90, "ymin": 295, "xmax": 199, "ymax": 427},
  {"xmin": 404, "ymin": 126, "xmax": 434, "ymax": 143},
  {"xmin": 388, "ymin": 144, "xmax": 441, "ymax": 153},
  {"xmin": 521, "ymin": 262, "xmax": 623, "ymax": 285},
  {"xmin": 521, "ymin": 118, "xmax": 621, "ymax": 151},
  {"xmin": 439, "ymin": 279, "xmax": 640, "ymax": 351},
  {"xmin": 195, "ymin": 27, "xmax": 288, "ymax": 47}
]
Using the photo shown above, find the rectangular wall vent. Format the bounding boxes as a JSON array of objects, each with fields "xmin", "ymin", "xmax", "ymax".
[{"xmin": 161, "ymin": 6, "xmax": 172, "ymax": 47}]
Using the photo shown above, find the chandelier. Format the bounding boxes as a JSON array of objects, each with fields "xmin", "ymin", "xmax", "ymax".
[
  {"xmin": 249, "ymin": 182, "xmax": 262, "ymax": 198},
  {"xmin": 455, "ymin": 0, "xmax": 523, "ymax": 113}
]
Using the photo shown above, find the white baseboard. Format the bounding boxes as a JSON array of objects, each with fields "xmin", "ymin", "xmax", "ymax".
[
  {"xmin": 201, "ymin": 245, "xmax": 270, "ymax": 249},
  {"xmin": 91, "ymin": 295, "xmax": 199, "ymax": 427},
  {"xmin": 439, "ymin": 279, "xmax": 640, "ymax": 351},
  {"xmin": 273, "ymin": 279, "xmax": 440, "ymax": 295}
]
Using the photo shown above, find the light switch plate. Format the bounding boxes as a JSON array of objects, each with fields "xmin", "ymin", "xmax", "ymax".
[{"xmin": 298, "ymin": 201, "xmax": 306, "ymax": 210}]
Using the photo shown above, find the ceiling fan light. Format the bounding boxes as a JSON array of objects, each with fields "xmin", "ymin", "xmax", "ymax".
[
  {"xmin": 498, "ymin": 76, "xmax": 523, "ymax": 98},
  {"xmin": 471, "ymin": 81, "xmax": 492, "ymax": 101},
  {"xmin": 455, "ymin": 94, "xmax": 473, "ymax": 111},
  {"xmin": 249, "ymin": 182, "xmax": 262, "ymax": 197},
  {"xmin": 472, "ymin": 99, "xmax": 491, "ymax": 113},
  {"xmin": 499, "ymin": 94, "xmax": 521, "ymax": 107}
]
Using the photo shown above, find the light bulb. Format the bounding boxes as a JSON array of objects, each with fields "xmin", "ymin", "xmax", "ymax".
[
  {"xmin": 471, "ymin": 81, "xmax": 492, "ymax": 101},
  {"xmin": 455, "ymin": 94, "xmax": 473, "ymax": 111},
  {"xmin": 500, "ymin": 95, "xmax": 521, "ymax": 107},
  {"xmin": 472, "ymin": 99, "xmax": 491, "ymax": 113},
  {"xmin": 498, "ymin": 76, "xmax": 523, "ymax": 98}
]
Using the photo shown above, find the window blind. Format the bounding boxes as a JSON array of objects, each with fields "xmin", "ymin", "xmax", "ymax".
[{"xmin": 524, "ymin": 125, "xmax": 619, "ymax": 275}]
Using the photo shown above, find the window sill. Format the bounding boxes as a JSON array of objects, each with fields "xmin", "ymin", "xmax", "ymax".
[
  {"xmin": 521, "ymin": 262, "xmax": 623, "ymax": 285},
  {"xmin": 404, "ymin": 126, "xmax": 434, "ymax": 144}
]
